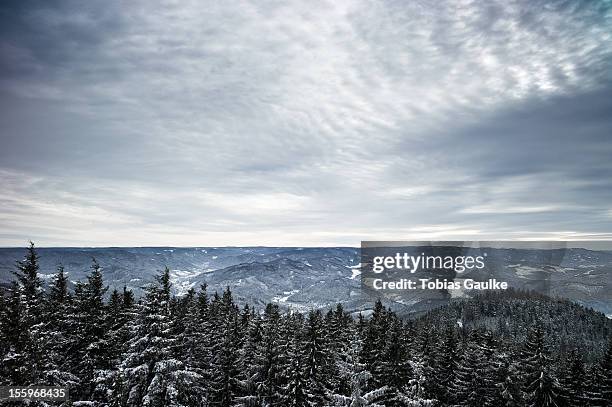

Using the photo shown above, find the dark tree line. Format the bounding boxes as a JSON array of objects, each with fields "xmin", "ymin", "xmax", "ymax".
[{"xmin": 0, "ymin": 244, "xmax": 611, "ymax": 406}]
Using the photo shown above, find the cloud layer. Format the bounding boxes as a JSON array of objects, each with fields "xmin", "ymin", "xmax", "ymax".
[{"xmin": 1, "ymin": 0, "xmax": 611, "ymax": 246}]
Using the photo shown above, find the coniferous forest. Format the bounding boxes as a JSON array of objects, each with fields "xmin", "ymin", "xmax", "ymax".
[{"xmin": 1, "ymin": 244, "xmax": 611, "ymax": 407}]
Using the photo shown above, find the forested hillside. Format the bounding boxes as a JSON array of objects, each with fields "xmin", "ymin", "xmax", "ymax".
[
  {"xmin": 3, "ymin": 245, "xmax": 612, "ymax": 317},
  {"xmin": 1, "ymin": 245, "xmax": 611, "ymax": 406},
  {"xmin": 415, "ymin": 289, "xmax": 612, "ymax": 363}
]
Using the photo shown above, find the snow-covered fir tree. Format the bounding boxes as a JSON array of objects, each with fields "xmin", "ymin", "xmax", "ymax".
[
  {"xmin": 559, "ymin": 349, "xmax": 587, "ymax": 406},
  {"xmin": 520, "ymin": 325, "xmax": 562, "ymax": 407},
  {"xmin": 40, "ymin": 265, "xmax": 80, "ymax": 390},
  {"xmin": 114, "ymin": 267, "xmax": 205, "ymax": 407},
  {"xmin": 9, "ymin": 242, "xmax": 46, "ymax": 385},
  {"xmin": 330, "ymin": 330, "xmax": 388, "ymax": 407},
  {"xmin": 494, "ymin": 352, "xmax": 523, "ymax": 407}
]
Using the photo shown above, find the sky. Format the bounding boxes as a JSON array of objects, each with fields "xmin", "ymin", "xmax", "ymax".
[{"xmin": 0, "ymin": 0, "xmax": 611, "ymax": 247}]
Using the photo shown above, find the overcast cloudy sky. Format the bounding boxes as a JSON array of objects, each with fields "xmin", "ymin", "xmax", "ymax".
[{"xmin": 1, "ymin": 0, "xmax": 611, "ymax": 247}]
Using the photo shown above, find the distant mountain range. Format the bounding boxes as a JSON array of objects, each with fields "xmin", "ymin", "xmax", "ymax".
[{"xmin": 1, "ymin": 246, "xmax": 611, "ymax": 317}]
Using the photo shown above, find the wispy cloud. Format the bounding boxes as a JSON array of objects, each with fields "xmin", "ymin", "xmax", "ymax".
[{"xmin": 0, "ymin": 0, "xmax": 611, "ymax": 246}]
